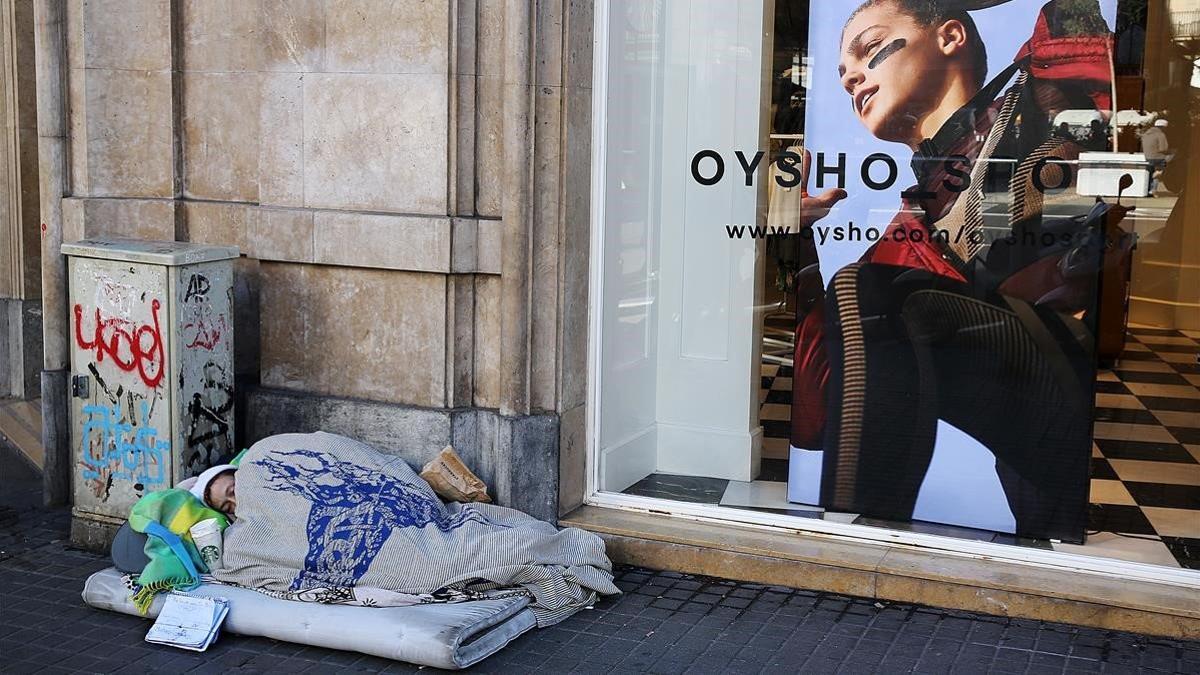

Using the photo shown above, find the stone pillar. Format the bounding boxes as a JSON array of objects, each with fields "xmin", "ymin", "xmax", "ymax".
[
  {"xmin": 33, "ymin": 0, "xmax": 68, "ymax": 504},
  {"xmin": 0, "ymin": 0, "xmax": 41, "ymax": 400},
  {"xmin": 556, "ymin": 0, "xmax": 595, "ymax": 515},
  {"xmin": 500, "ymin": 0, "xmax": 535, "ymax": 418}
]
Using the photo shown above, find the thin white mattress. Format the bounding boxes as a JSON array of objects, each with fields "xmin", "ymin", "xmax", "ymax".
[{"xmin": 82, "ymin": 567, "xmax": 537, "ymax": 670}]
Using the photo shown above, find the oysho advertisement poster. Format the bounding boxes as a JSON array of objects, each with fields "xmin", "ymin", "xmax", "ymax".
[{"xmin": 788, "ymin": 0, "xmax": 1120, "ymax": 543}]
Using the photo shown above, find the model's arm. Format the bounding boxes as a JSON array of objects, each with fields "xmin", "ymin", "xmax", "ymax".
[
  {"xmin": 789, "ymin": 149, "xmax": 845, "ymax": 453},
  {"xmin": 790, "ymin": 295, "xmax": 829, "ymax": 451},
  {"xmin": 785, "ymin": 152, "xmax": 845, "ymax": 503}
]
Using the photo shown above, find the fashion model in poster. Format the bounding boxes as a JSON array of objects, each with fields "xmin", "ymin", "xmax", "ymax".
[{"xmin": 789, "ymin": 0, "xmax": 1126, "ymax": 542}]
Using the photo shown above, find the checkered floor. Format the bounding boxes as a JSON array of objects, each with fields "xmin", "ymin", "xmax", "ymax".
[
  {"xmin": 628, "ymin": 327, "xmax": 1200, "ymax": 569},
  {"xmin": 1082, "ymin": 328, "xmax": 1200, "ymax": 568}
]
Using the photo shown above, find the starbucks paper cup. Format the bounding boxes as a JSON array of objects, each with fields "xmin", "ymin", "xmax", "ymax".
[{"xmin": 190, "ymin": 518, "xmax": 223, "ymax": 571}]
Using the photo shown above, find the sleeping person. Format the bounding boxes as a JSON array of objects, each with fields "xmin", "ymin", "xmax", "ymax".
[
  {"xmin": 213, "ymin": 432, "xmax": 618, "ymax": 627},
  {"xmin": 110, "ymin": 463, "xmax": 237, "ymax": 575},
  {"xmin": 114, "ymin": 434, "xmax": 618, "ymax": 628},
  {"xmin": 178, "ymin": 463, "xmax": 238, "ymax": 518}
]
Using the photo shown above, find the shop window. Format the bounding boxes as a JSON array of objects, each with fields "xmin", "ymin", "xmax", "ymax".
[{"xmin": 592, "ymin": 0, "xmax": 1199, "ymax": 570}]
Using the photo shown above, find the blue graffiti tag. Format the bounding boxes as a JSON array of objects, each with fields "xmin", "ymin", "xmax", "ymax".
[
  {"xmin": 259, "ymin": 449, "xmax": 502, "ymax": 591},
  {"xmin": 79, "ymin": 402, "xmax": 169, "ymax": 488}
]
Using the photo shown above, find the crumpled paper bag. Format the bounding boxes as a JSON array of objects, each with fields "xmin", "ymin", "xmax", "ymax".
[{"xmin": 420, "ymin": 445, "xmax": 492, "ymax": 503}]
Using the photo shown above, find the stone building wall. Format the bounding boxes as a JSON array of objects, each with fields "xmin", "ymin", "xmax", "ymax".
[
  {"xmin": 54, "ymin": 0, "xmax": 594, "ymax": 521},
  {"xmin": 0, "ymin": 0, "xmax": 40, "ymax": 399}
]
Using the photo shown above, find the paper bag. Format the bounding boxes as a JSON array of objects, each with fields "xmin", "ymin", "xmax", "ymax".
[{"xmin": 420, "ymin": 446, "xmax": 492, "ymax": 503}]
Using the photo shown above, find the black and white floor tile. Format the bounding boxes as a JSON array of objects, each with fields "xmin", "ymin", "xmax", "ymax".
[
  {"xmin": 1077, "ymin": 328, "xmax": 1200, "ymax": 568},
  {"xmin": 625, "ymin": 327, "xmax": 1200, "ymax": 569}
]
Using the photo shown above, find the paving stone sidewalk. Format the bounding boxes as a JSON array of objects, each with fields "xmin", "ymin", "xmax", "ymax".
[{"xmin": 1, "ymin": 442, "xmax": 1197, "ymax": 674}]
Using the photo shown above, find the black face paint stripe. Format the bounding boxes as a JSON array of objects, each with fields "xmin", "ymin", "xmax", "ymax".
[{"xmin": 868, "ymin": 38, "xmax": 906, "ymax": 69}]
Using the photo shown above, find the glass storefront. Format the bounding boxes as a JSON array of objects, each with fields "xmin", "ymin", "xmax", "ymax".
[{"xmin": 591, "ymin": 0, "xmax": 1199, "ymax": 572}]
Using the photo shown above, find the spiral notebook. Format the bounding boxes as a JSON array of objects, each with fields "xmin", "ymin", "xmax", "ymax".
[{"xmin": 144, "ymin": 593, "xmax": 230, "ymax": 652}]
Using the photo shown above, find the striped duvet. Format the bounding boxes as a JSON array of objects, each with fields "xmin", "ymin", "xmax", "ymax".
[{"xmin": 212, "ymin": 431, "xmax": 618, "ymax": 627}]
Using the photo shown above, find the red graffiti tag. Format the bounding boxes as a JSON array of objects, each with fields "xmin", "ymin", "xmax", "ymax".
[
  {"xmin": 74, "ymin": 299, "xmax": 165, "ymax": 389},
  {"xmin": 184, "ymin": 313, "xmax": 227, "ymax": 350}
]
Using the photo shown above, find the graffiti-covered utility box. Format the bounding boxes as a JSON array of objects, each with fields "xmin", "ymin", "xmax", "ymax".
[{"xmin": 64, "ymin": 238, "xmax": 239, "ymax": 525}]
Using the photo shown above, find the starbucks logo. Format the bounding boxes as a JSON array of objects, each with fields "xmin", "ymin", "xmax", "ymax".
[{"xmin": 200, "ymin": 545, "xmax": 220, "ymax": 567}]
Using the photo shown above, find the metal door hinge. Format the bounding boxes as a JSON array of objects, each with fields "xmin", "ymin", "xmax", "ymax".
[{"xmin": 72, "ymin": 375, "xmax": 90, "ymax": 399}]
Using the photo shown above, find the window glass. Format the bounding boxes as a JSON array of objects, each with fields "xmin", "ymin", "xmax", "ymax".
[{"xmin": 594, "ymin": 0, "xmax": 1198, "ymax": 569}]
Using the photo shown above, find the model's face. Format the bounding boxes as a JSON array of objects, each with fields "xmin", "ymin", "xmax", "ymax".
[
  {"xmin": 839, "ymin": 5, "xmax": 950, "ymax": 143},
  {"xmin": 207, "ymin": 472, "xmax": 237, "ymax": 517}
]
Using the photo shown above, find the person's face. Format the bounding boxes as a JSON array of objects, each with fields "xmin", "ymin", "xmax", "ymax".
[
  {"xmin": 207, "ymin": 471, "xmax": 237, "ymax": 517},
  {"xmin": 839, "ymin": 4, "xmax": 964, "ymax": 144}
]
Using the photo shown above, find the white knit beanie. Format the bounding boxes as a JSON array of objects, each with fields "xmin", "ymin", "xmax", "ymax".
[{"xmin": 189, "ymin": 464, "xmax": 237, "ymax": 507}]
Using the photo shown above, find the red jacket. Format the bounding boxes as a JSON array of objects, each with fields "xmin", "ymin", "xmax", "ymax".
[{"xmin": 790, "ymin": 1, "xmax": 1113, "ymax": 450}]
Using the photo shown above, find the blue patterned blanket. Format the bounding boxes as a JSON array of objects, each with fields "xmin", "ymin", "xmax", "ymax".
[{"xmin": 212, "ymin": 432, "xmax": 618, "ymax": 626}]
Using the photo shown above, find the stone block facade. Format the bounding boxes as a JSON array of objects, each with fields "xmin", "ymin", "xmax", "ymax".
[{"xmin": 42, "ymin": 0, "xmax": 596, "ymax": 522}]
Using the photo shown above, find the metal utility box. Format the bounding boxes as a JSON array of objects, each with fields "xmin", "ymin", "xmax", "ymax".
[{"xmin": 63, "ymin": 238, "xmax": 239, "ymax": 523}]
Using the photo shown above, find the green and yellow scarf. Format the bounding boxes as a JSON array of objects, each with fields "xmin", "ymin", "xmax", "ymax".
[{"xmin": 127, "ymin": 489, "xmax": 228, "ymax": 613}]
